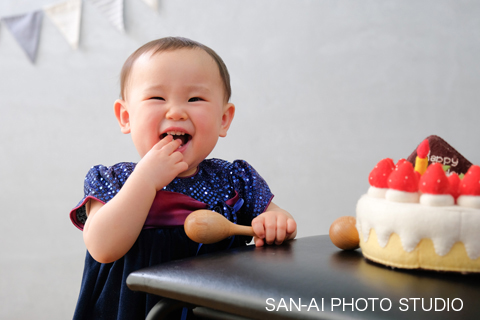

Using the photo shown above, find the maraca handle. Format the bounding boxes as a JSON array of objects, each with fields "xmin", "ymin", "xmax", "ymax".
[{"xmin": 230, "ymin": 224, "xmax": 255, "ymax": 238}]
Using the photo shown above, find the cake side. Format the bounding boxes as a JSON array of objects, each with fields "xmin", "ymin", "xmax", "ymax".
[
  {"xmin": 359, "ymin": 229, "xmax": 480, "ymax": 273},
  {"xmin": 356, "ymin": 195, "xmax": 480, "ymax": 272}
]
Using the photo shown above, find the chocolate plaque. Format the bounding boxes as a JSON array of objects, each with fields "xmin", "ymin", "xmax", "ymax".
[{"xmin": 406, "ymin": 135, "xmax": 472, "ymax": 176}]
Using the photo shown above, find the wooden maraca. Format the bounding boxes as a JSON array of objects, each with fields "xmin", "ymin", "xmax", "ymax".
[{"xmin": 184, "ymin": 210, "xmax": 255, "ymax": 244}]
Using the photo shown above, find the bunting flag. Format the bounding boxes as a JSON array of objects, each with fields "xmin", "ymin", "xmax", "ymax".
[
  {"xmin": 0, "ymin": 0, "xmax": 156, "ymax": 63},
  {"xmin": 141, "ymin": 0, "xmax": 158, "ymax": 11},
  {"xmin": 88, "ymin": 0, "xmax": 124, "ymax": 32},
  {"xmin": 1, "ymin": 10, "xmax": 43, "ymax": 63},
  {"xmin": 44, "ymin": 0, "xmax": 82, "ymax": 50}
]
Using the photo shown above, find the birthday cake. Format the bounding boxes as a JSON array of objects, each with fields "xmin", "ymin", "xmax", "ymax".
[{"xmin": 356, "ymin": 135, "xmax": 480, "ymax": 272}]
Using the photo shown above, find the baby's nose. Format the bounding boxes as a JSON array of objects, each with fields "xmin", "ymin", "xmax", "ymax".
[{"xmin": 166, "ymin": 105, "xmax": 187, "ymax": 120}]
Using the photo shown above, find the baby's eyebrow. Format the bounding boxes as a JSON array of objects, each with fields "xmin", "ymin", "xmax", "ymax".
[
  {"xmin": 142, "ymin": 84, "xmax": 211, "ymax": 94},
  {"xmin": 142, "ymin": 84, "xmax": 166, "ymax": 92},
  {"xmin": 183, "ymin": 84, "xmax": 211, "ymax": 94}
]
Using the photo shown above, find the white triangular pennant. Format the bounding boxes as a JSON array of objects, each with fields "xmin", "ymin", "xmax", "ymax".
[
  {"xmin": 88, "ymin": 0, "xmax": 124, "ymax": 32},
  {"xmin": 44, "ymin": 0, "xmax": 82, "ymax": 49},
  {"xmin": 1, "ymin": 10, "xmax": 43, "ymax": 63},
  {"xmin": 141, "ymin": 0, "xmax": 158, "ymax": 11}
]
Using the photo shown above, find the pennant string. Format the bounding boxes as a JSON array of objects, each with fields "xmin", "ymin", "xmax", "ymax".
[
  {"xmin": 44, "ymin": 0, "xmax": 82, "ymax": 50},
  {"xmin": 1, "ymin": 10, "xmax": 43, "ymax": 63},
  {"xmin": 88, "ymin": 0, "xmax": 125, "ymax": 32},
  {"xmin": 0, "ymin": 0, "xmax": 160, "ymax": 62}
]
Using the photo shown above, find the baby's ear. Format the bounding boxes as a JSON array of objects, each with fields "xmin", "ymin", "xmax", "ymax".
[
  {"xmin": 114, "ymin": 99, "xmax": 131, "ymax": 134},
  {"xmin": 219, "ymin": 103, "xmax": 235, "ymax": 137}
]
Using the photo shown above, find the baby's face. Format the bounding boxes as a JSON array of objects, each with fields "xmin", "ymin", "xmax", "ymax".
[{"xmin": 123, "ymin": 48, "xmax": 233, "ymax": 176}]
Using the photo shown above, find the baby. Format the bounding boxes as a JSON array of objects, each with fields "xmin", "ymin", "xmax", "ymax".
[{"xmin": 70, "ymin": 37, "xmax": 296, "ymax": 320}]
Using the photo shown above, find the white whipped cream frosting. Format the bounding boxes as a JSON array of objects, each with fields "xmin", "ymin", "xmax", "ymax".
[
  {"xmin": 420, "ymin": 194, "xmax": 455, "ymax": 206},
  {"xmin": 356, "ymin": 194, "xmax": 480, "ymax": 259},
  {"xmin": 457, "ymin": 195, "xmax": 480, "ymax": 209},
  {"xmin": 385, "ymin": 189, "xmax": 419, "ymax": 203}
]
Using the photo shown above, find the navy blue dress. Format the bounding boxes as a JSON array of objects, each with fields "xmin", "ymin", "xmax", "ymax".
[{"xmin": 70, "ymin": 159, "xmax": 274, "ymax": 320}]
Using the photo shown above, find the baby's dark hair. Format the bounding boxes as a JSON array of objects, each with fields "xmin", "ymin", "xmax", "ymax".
[{"xmin": 120, "ymin": 37, "xmax": 231, "ymax": 102}]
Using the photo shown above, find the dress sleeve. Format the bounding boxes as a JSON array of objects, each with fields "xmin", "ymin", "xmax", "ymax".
[
  {"xmin": 231, "ymin": 160, "xmax": 274, "ymax": 220},
  {"xmin": 69, "ymin": 162, "xmax": 135, "ymax": 230}
]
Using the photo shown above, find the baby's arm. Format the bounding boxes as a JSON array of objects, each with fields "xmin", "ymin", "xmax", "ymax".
[
  {"xmin": 83, "ymin": 136, "xmax": 188, "ymax": 263},
  {"xmin": 251, "ymin": 202, "xmax": 297, "ymax": 247}
]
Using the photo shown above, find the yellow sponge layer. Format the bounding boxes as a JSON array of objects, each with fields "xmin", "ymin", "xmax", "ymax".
[{"xmin": 360, "ymin": 229, "xmax": 480, "ymax": 273}]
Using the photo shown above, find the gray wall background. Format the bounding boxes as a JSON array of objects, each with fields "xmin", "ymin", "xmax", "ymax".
[{"xmin": 1, "ymin": 0, "xmax": 479, "ymax": 319}]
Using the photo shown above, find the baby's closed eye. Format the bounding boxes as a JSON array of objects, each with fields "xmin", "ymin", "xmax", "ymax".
[
  {"xmin": 150, "ymin": 97, "xmax": 165, "ymax": 101},
  {"xmin": 188, "ymin": 97, "xmax": 204, "ymax": 102}
]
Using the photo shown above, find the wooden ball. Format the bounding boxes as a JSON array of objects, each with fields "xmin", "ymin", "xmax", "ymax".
[{"xmin": 329, "ymin": 216, "xmax": 360, "ymax": 250}]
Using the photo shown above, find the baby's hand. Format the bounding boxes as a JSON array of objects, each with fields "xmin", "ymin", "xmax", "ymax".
[
  {"xmin": 134, "ymin": 135, "xmax": 189, "ymax": 191},
  {"xmin": 251, "ymin": 203, "xmax": 297, "ymax": 247}
]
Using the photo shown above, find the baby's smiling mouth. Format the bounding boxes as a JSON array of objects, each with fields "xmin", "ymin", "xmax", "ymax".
[{"xmin": 161, "ymin": 131, "xmax": 192, "ymax": 146}]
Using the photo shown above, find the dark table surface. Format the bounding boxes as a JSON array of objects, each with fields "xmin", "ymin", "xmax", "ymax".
[{"xmin": 127, "ymin": 235, "xmax": 480, "ymax": 320}]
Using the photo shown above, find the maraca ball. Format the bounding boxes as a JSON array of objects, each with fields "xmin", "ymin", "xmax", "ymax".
[{"xmin": 329, "ymin": 216, "xmax": 360, "ymax": 250}]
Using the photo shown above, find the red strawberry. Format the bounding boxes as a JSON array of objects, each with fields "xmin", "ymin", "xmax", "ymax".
[
  {"xmin": 448, "ymin": 173, "xmax": 461, "ymax": 200},
  {"xmin": 396, "ymin": 158, "xmax": 407, "ymax": 167},
  {"xmin": 369, "ymin": 158, "xmax": 395, "ymax": 188},
  {"xmin": 415, "ymin": 171, "xmax": 421, "ymax": 182},
  {"xmin": 459, "ymin": 165, "xmax": 480, "ymax": 196},
  {"xmin": 419, "ymin": 163, "xmax": 450, "ymax": 194},
  {"xmin": 388, "ymin": 161, "xmax": 418, "ymax": 192}
]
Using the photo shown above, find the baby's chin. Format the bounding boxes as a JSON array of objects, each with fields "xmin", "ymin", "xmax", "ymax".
[{"xmin": 177, "ymin": 165, "xmax": 198, "ymax": 177}]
